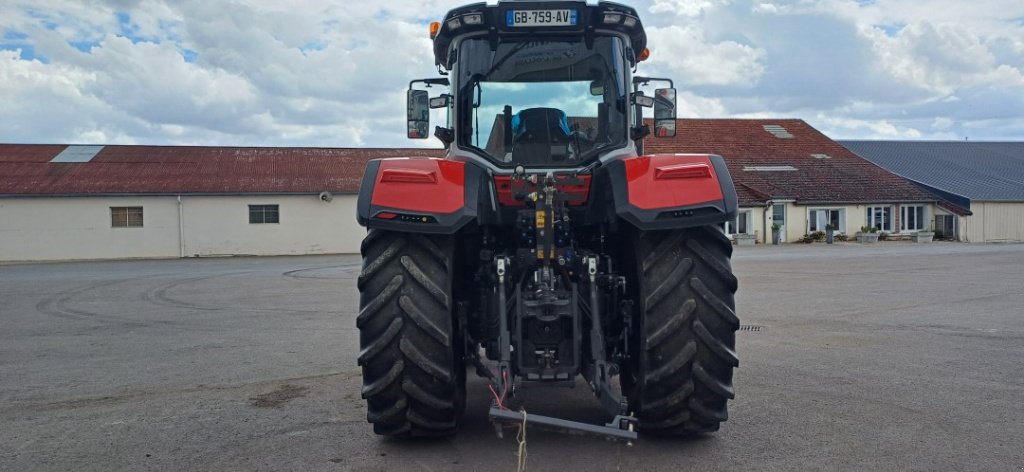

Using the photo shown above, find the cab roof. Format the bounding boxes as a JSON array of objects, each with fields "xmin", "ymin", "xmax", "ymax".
[{"xmin": 432, "ymin": 1, "xmax": 647, "ymax": 69}]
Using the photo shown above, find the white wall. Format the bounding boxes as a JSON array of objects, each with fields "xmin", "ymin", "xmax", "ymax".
[
  {"xmin": 962, "ymin": 201, "xmax": 1024, "ymax": 243},
  {"xmin": 768, "ymin": 203, "xmax": 939, "ymax": 243},
  {"xmin": 180, "ymin": 195, "xmax": 362, "ymax": 257},
  {"xmin": 0, "ymin": 194, "xmax": 365, "ymax": 262},
  {"xmin": 0, "ymin": 197, "xmax": 181, "ymax": 261},
  {"xmin": 728, "ymin": 207, "xmax": 767, "ymax": 243}
]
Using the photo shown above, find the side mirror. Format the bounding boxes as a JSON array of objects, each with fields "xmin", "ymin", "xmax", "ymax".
[
  {"xmin": 653, "ymin": 88, "xmax": 676, "ymax": 138},
  {"xmin": 407, "ymin": 89, "xmax": 429, "ymax": 139},
  {"xmin": 589, "ymin": 81, "xmax": 605, "ymax": 96}
]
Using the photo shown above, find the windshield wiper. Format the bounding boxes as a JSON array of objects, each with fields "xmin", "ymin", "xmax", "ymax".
[{"xmin": 483, "ymin": 40, "xmax": 531, "ymax": 80}]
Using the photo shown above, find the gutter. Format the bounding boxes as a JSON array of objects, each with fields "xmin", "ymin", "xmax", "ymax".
[{"xmin": 177, "ymin": 195, "xmax": 185, "ymax": 258}]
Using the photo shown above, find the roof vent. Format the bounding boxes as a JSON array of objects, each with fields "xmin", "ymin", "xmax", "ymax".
[
  {"xmin": 763, "ymin": 124, "xmax": 794, "ymax": 139},
  {"xmin": 811, "ymin": 153, "xmax": 831, "ymax": 159},
  {"xmin": 743, "ymin": 165, "xmax": 798, "ymax": 172},
  {"xmin": 50, "ymin": 145, "xmax": 104, "ymax": 163}
]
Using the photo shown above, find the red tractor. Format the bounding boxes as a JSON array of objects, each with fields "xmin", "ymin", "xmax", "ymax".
[{"xmin": 355, "ymin": 1, "xmax": 738, "ymax": 442}]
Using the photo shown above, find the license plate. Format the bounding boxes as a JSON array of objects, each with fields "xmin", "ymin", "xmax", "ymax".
[{"xmin": 507, "ymin": 10, "xmax": 578, "ymax": 27}]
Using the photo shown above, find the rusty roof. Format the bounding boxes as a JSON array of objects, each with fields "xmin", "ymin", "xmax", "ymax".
[
  {"xmin": 646, "ymin": 119, "xmax": 938, "ymax": 206},
  {"xmin": 0, "ymin": 119, "xmax": 939, "ymax": 205},
  {"xmin": 0, "ymin": 145, "xmax": 444, "ymax": 196}
]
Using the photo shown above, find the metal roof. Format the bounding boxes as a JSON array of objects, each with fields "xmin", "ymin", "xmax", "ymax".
[
  {"xmin": 763, "ymin": 124, "xmax": 794, "ymax": 139},
  {"xmin": 840, "ymin": 141, "xmax": 1024, "ymax": 202},
  {"xmin": 50, "ymin": 145, "xmax": 105, "ymax": 163}
]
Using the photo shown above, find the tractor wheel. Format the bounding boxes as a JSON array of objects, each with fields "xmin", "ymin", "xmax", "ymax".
[
  {"xmin": 356, "ymin": 229, "xmax": 465, "ymax": 437},
  {"xmin": 623, "ymin": 225, "xmax": 739, "ymax": 435}
]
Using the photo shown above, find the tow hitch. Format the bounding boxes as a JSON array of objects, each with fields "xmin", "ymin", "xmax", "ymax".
[{"xmin": 489, "ymin": 407, "xmax": 638, "ymax": 443}]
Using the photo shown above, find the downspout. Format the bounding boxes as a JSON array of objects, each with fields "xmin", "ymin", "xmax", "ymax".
[{"xmin": 177, "ymin": 195, "xmax": 185, "ymax": 258}]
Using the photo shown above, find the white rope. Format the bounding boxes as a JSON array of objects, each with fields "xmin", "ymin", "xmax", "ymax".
[{"xmin": 516, "ymin": 408, "xmax": 528, "ymax": 472}]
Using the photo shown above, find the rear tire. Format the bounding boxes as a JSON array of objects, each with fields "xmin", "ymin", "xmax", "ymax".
[
  {"xmin": 624, "ymin": 225, "xmax": 739, "ymax": 435},
  {"xmin": 356, "ymin": 229, "xmax": 465, "ymax": 437}
]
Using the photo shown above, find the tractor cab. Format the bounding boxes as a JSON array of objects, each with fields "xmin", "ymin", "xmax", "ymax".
[{"xmin": 407, "ymin": 1, "xmax": 677, "ymax": 170}]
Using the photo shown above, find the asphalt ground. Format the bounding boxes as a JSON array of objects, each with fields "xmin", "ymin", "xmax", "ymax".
[{"xmin": 1, "ymin": 242, "xmax": 1022, "ymax": 471}]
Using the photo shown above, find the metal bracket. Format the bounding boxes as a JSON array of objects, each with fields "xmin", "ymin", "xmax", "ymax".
[
  {"xmin": 492, "ymin": 255, "xmax": 513, "ymax": 438},
  {"xmin": 582, "ymin": 256, "xmax": 632, "ymax": 418}
]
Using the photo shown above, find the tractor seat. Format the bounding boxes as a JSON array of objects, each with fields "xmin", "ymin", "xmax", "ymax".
[{"xmin": 511, "ymin": 108, "xmax": 573, "ymax": 165}]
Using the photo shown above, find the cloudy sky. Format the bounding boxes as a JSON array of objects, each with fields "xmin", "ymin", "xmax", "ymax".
[{"xmin": 1, "ymin": 0, "xmax": 1022, "ymax": 147}]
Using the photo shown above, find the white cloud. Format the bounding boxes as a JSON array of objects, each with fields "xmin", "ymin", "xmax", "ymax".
[
  {"xmin": 0, "ymin": 0, "xmax": 1022, "ymax": 145},
  {"xmin": 649, "ymin": 0, "xmax": 725, "ymax": 17},
  {"xmin": 645, "ymin": 24, "xmax": 766, "ymax": 87}
]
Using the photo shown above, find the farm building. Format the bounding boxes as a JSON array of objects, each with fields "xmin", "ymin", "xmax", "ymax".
[
  {"xmin": 841, "ymin": 141, "xmax": 1024, "ymax": 243},
  {"xmin": 0, "ymin": 120, "xmax": 957, "ymax": 262},
  {"xmin": 0, "ymin": 145, "xmax": 439, "ymax": 261},
  {"xmin": 646, "ymin": 119, "xmax": 943, "ymax": 244}
]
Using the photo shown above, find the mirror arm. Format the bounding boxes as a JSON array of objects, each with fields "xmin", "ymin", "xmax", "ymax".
[
  {"xmin": 409, "ymin": 78, "xmax": 451, "ymax": 88},
  {"xmin": 630, "ymin": 125, "xmax": 650, "ymax": 141},
  {"xmin": 632, "ymin": 76, "xmax": 675, "ymax": 88},
  {"xmin": 434, "ymin": 127, "xmax": 454, "ymax": 147}
]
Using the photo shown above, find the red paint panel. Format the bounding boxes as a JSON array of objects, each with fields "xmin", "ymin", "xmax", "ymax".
[
  {"xmin": 381, "ymin": 168, "xmax": 437, "ymax": 184},
  {"xmin": 371, "ymin": 158, "xmax": 464, "ymax": 214},
  {"xmin": 654, "ymin": 163, "xmax": 712, "ymax": 180},
  {"xmin": 494, "ymin": 175, "xmax": 591, "ymax": 207},
  {"xmin": 625, "ymin": 154, "xmax": 723, "ymax": 210}
]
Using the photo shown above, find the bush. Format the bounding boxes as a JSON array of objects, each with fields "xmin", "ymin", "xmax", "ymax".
[
  {"xmin": 878, "ymin": 232, "xmax": 889, "ymax": 241},
  {"xmin": 859, "ymin": 225, "xmax": 879, "ymax": 234},
  {"xmin": 835, "ymin": 233, "xmax": 849, "ymax": 242},
  {"xmin": 810, "ymin": 231, "xmax": 826, "ymax": 242}
]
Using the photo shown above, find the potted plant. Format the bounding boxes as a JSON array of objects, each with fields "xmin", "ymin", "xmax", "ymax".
[
  {"xmin": 825, "ymin": 224, "xmax": 835, "ymax": 244},
  {"xmin": 771, "ymin": 223, "xmax": 781, "ymax": 245},
  {"xmin": 912, "ymin": 227, "xmax": 935, "ymax": 243},
  {"xmin": 856, "ymin": 225, "xmax": 880, "ymax": 243}
]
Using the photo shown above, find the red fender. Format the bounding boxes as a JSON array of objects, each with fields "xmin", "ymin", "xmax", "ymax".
[
  {"xmin": 607, "ymin": 153, "xmax": 738, "ymax": 230},
  {"xmin": 357, "ymin": 158, "xmax": 481, "ymax": 234}
]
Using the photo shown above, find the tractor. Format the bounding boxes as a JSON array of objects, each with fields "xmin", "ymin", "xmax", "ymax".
[{"xmin": 355, "ymin": 0, "xmax": 739, "ymax": 442}]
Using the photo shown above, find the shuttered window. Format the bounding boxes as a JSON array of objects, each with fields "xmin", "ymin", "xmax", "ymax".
[
  {"xmin": 249, "ymin": 205, "xmax": 280, "ymax": 224},
  {"xmin": 111, "ymin": 207, "xmax": 144, "ymax": 228}
]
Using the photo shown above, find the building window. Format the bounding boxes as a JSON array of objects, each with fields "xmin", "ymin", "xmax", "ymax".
[
  {"xmin": 901, "ymin": 205, "xmax": 926, "ymax": 232},
  {"xmin": 111, "ymin": 207, "xmax": 143, "ymax": 228},
  {"xmin": 809, "ymin": 208, "xmax": 844, "ymax": 233},
  {"xmin": 725, "ymin": 210, "xmax": 753, "ymax": 235},
  {"xmin": 249, "ymin": 204, "xmax": 280, "ymax": 224},
  {"xmin": 866, "ymin": 206, "xmax": 892, "ymax": 232}
]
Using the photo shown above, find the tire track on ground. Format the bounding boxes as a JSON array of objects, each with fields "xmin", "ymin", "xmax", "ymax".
[
  {"xmin": 8, "ymin": 370, "xmax": 361, "ymax": 412},
  {"xmin": 38, "ymin": 277, "xmax": 234, "ymax": 332},
  {"xmin": 139, "ymin": 271, "xmax": 345, "ymax": 317},
  {"xmin": 282, "ymin": 263, "xmax": 361, "ymax": 280},
  {"xmin": 140, "ymin": 274, "xmax": 243, "ymax": 312},
  {"xmin": 36, "ymin": 279, "xmax": 152, "ymax": 328}
]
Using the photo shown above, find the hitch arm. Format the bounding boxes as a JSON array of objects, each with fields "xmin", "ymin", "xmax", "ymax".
[{"xmin": 489, "ymin": 407, "xmax": 637, "ymax": 443}]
